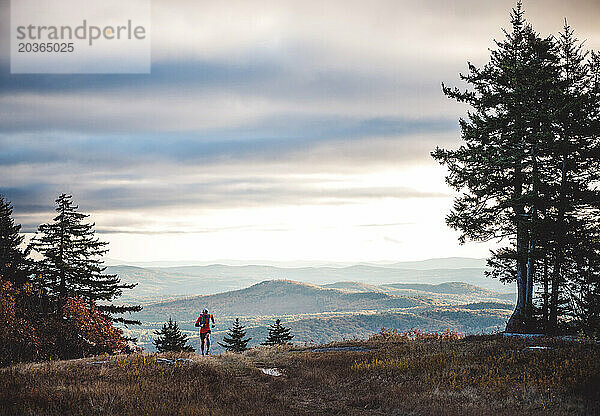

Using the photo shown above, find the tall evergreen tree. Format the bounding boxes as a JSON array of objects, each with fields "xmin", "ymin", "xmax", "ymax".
[
  {"xmin": 153, "ymin": 318, "xmax": 195, "ymax": 353},
  {"xmin": 433, "ymin": 3, "xmax": 600, "ymax": 334},
  {"xmin": 262, "ymin": 319, "xmax": 293, "ymax": 346},
  {"xmin": 29, "ymin": 194, "xmax": 141, "ymax": 324},
  {"xmin": 218, "ymin": 318, "xmax": 251, "ymax": 352},
  {"xmin": 431, "ymin": 2, "xmax": 559, "ymax": 332},
  {"xmin": 545, "ymin": 22, "xmax": 600, "ymax": 333},
  {"xmin": 0, "ymin": 196, "xmax": 31, "ymax": 286}
]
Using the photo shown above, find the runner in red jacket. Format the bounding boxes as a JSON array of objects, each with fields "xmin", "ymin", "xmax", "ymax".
[{"xmin": 195, "ymin": 309, "xmax": 215, "ymax": 355}]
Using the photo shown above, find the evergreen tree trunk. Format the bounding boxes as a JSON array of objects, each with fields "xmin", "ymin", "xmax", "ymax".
[
  {"xmin": 508, "ymin": 165, "xmax": 529, "ymax": 332},
  {"xmin": 549, "ymin": 156, "xmax": 567, "ymax": 333}
]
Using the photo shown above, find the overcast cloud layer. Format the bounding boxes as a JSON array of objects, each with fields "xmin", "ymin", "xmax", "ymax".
[{"xmin": 1, "ymin": 0, "xmax": 599, "ymax": 262}]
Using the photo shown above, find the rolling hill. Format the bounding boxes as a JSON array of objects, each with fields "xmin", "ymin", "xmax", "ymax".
[
  {"xmin": 133, "ymin": 280, "xmax": 429, "ymax": 322},
  {"xmin": 379, "ymin": 282, "xmax": 515, "ymax": 303},
  {"xmin": 109, "ymin": 258, "xmax": 512, "ymax": 304},
  {"xmin": 109, "ymin": 257, "xmax": 516, "ymax": 352},
  {"xmin": 122, "ymin": 279, "xmax": 514, "ymax": 352},
  {"xmin": 322, "ymin": 281, "xmax": 515, "ymax": 304}
]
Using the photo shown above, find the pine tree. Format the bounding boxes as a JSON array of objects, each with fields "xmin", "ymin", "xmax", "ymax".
[
  {"xmin": 545, "ymin": 22, "xmax": 600, "ymax": 333},
  {"xmin": 0, "ymin": 196, "xmax": 31, "ymax": 286},
  {"xmin": 29, "ymin": 194, "xmax": 141, "ymax": 324},
  {"xmin": 153, "ymin": 318, "xmax": 195, "ymax": 352},
  {"xmin": 432, "ymin": 3, "xmax": 600, "ymax": 334},
  {"xmin": 574, "ymin": 50, "xmax": 600, "ymax": 333},
  {"xmin": 218, "ymin": 318, "xmax": 251, "ymax": 352},
  {"xmin": 431, "ymin": 2, "xmax": 560, "ymax": 332},
  {"xmin": 262, "ymin": 319, "xmax": 293, "ymax": 346}
]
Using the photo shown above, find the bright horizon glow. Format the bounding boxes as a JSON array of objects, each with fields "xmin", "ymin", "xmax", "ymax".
[{"xmin": 24, "ymin": 164, "xmax": 497, "ymax": 264}]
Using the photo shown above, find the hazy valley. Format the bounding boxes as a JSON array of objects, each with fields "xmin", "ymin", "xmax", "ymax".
[
  {"xmin": 109, "ymin": 258, "xmax": 516, "ymax": 352},
  {"xmin": 108, "ymin": 256, "xmax": 505, "ymax": 304}
]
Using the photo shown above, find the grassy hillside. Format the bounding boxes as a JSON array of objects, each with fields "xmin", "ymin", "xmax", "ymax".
[{"xmin": 3, "ymin": 334, "xmax": 598, "ymax": 415}]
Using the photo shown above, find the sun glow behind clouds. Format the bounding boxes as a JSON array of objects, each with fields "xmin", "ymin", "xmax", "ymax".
[
  {"xmin": 3, "ymin": 0, "xmax": 597, "ymax": 262},
  {"xmin": 100, "ymin": 199, "xmax": 492, "ymax": 263},
  {"xmin": 95, "ymin": 164, "xmax": 492, "ymax": 263}
]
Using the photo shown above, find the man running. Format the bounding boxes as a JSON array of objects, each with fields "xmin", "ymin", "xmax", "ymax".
[{"xmin": 195, "ymin": 309, "xmax": 215, "ymax": 355}]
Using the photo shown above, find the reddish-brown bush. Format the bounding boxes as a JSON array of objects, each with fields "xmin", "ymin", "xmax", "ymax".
[
  {"xmin": 0, "ymin": 279, "xmax": 40, "ymax": 365},
  {"xmin": 0, "ymin": 276, "xmax": 129, "ymax": 365}
]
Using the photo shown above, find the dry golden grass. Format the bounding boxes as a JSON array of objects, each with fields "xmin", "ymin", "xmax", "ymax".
[{"xmin": 1, "ymin": 333, "xmax": 598, "ymax": 415}]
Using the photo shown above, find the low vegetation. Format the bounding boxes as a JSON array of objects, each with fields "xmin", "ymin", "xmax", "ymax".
[
  {"xmin": 2, "ymin": 332, "xmax": 598, "ymax": 415},
  {"xmin": 0, "ymin": 279, "xmax": 130, "ymax": 366}
]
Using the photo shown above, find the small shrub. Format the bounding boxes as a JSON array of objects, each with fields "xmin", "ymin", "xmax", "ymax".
[
  {"xmin": 219, "ymin": 318, "xmax": 252, "ymax": 352},
  {"xmin": 153, "ymin": 318, "xmax": 195, "ymax": 352},
  {"xmin": 262, "ymin": 319, "xmax": 294, "ymax": 346}
]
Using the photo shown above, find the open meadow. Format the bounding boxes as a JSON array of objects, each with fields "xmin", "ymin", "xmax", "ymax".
[{"xmin": 2, "ymin": 333, "xmax": 598, "ymax": 416}]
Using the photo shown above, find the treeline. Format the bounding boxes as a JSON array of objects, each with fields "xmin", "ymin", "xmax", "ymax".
[
  {"xmin": 433, "ymin": 2, "xmax": 600, "ymax": 334},
  {"xmin": 0, "ymin": 194, "xmax": 140, "ymax": 365}
]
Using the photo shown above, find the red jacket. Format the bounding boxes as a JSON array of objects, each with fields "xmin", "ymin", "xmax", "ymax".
[{"xmin": 195, "ymin": 313, "xmax": 214, "ymax": 333}]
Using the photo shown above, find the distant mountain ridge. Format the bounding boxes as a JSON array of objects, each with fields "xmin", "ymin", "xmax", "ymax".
[
  {"xmin": 109, "ymin": 258, "xmax": 508, "ymax": 304},
  {"xmin": 327, "ymin": 281, "xmax": 495, "ymax": 295},
  {"xmin": 384, "ymin": 257, "xmax": 487, "ymax": 269},
  {"xmin": 106, "ymin": 256, "xmax": 487, "ymax": 269},
  {"xmin": 322, "ymin": 282, "xmax": 386, "ymax": 292}
]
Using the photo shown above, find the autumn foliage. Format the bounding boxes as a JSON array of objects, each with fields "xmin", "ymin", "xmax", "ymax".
[
  {"xmin": 0, "ymin": 276, "xmax": 129, "ymax": 366},
  {"xmin": 0, "ymin": 279, "xmax": 40, "ymax": 365},
  {"xmin": 45, "ymin": 297, "xmax": 129, "ymax": 359}
]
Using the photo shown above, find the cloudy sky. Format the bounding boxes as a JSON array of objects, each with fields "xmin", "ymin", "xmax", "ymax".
[{"xmin": 1, "ymin": 0, "xmax": 599, "ymax": 263}]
